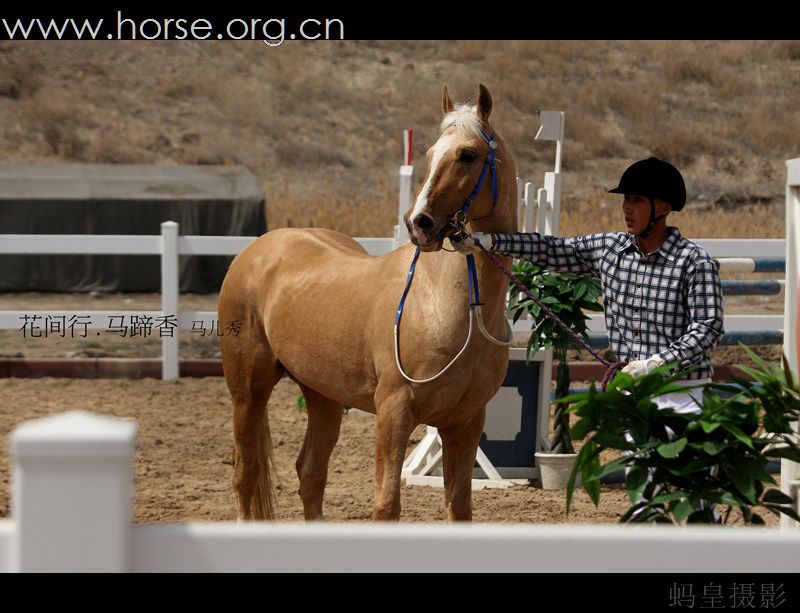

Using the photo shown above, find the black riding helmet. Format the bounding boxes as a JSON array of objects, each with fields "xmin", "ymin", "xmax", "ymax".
[{"xmin": 609, "ymin": 156, "xmax": 686, "ymax": 238}]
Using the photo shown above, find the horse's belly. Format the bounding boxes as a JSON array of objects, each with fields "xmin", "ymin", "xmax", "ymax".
[
  {"xmin": 267, "ymin": 303, "xmax": 378, "ymax": 409},
  {"xmin": 260, "ymin": 246, "xmax": 386, "ymax": 410}
]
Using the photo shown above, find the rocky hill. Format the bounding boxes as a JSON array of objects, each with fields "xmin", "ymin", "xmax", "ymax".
[{"xmin": 1, "ymin": 40, "xmax": 799, "ymax": 236}]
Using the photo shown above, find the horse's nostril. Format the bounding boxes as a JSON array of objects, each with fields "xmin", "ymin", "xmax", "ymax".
[{"xmin": 413, "ymin": 214, "xmax": 434, "ymax": 232}]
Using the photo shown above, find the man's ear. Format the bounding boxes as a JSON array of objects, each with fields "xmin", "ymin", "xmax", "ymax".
[{"xmin": 656, "ymin": 199, "xmax": 672, "ymax": 216}]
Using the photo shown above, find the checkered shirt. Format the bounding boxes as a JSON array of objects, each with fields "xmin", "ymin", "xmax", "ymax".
[{"xmin": 492, "ymin": 227, "xmax": 724, "ymax": 379}]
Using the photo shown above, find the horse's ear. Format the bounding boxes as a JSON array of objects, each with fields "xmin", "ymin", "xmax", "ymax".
[
  {"xmin": 477, "ymin": 84, "xmax": 492, "ymax": 122},
  {"xmin": 442, "ymin": 85, "xmax": 454, "ymax": 115}
]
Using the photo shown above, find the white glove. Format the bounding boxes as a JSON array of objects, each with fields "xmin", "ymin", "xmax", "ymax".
[
  {"xmin": 621, "ymin": 355, "xmax": 665, "ymax": 377},
  {"xmin": 448, "ymin": 232, "xmax": 492, "ymax": 254}
]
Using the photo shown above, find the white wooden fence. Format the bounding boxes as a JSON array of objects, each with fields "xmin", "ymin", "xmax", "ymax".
[
  {"xmin": 0, "ymin": 222, "xmax": 789, "ymax": 374},
  {"xmin": 0, "ymin": 231, "xmax": 786, "ymax": 361},
  {"xmin": 1, "ymin": 410, "xmax": 798, "ymax": 573},
  {"xmin": 0, "ymin": 225, "xmax": 397, "ymax": 379}
]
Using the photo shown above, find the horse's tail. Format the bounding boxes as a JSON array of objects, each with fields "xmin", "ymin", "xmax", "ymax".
[
  {"xmin": 248, "ymin": 413, "xmax": 276, "ymax": 520},
  {"xmin": 219, "ymin": 242, "xmax": 284, "ymax": 521},
  {"xmin": 233, "ymin": 380, "xmax": 275, "ymax": 520}
]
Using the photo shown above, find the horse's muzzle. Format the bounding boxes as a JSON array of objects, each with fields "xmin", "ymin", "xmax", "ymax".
[{"xmin": 409, "ymin": 214, "xmax": 454, "ymax": 252}]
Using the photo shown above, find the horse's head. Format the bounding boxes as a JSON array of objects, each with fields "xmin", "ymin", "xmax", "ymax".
[{"xmin": 406, "ymin": 84, "xmax": 512, "ymax": 252}]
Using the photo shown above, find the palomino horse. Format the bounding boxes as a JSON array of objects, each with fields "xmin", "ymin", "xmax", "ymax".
[{"xmin": 219, "ymin": 84, "xmax": 518, "ymax": 521}]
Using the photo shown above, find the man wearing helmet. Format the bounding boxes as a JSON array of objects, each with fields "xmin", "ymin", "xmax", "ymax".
[
  {"xmin": 454, "ymin": 156, "xmax": 724, "ymax": 520},
  {"xmin": 453, "ymin": 156, "xmax": 725, "ymax": 411}
]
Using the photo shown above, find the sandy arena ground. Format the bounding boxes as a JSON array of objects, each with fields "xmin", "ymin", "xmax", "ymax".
[
  {"xmin": 0, "ymin": 376, "xmax": 781, "ymax": 526},
  {"xmin": 0, "ymin": 291, "xmax": 785, "ymax": 526}
]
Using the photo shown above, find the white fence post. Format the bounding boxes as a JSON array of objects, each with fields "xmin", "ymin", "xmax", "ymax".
[
  {"xmin": 161, "ymin": 221, "xmax": 180, "ymax": 380},
  {"xmin": 782, "ymin": 157, "xmax": 800, "ymax": 529},
  {"xmin": 535, "ymin": 110, "xmax": 564, "ymax": 237},
  {"xmin": 11, "ymin": 411, "xmax": 137, "ymax": 572}
]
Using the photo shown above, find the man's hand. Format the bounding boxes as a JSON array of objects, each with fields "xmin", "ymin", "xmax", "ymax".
[
  {"xmin": 448, "ymin": 232, "xmax": 492, "ymax": 254},
  {"xmin": 621, "ymin": 355, "xmax": 665, "ymax": 377}
]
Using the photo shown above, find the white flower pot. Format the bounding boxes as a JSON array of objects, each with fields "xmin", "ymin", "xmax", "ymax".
[{"xmin": 535, "ymin": 452, "xmax": 582, "ymax": 490}]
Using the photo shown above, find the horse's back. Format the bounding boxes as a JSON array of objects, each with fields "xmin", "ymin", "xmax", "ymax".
[
  {"xmin": 249, "ymin": 227, "xmax": 370, "ymax": 261},
  {"xmin": 222, "ymin": 228, "xmax": 372, "ymax": 293},
  {"xmin": 220, "ymin": 227, "xmax": 403, "ymax": 409}
]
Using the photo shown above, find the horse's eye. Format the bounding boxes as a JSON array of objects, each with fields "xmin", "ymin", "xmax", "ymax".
[{"xmin": 459, "ymin": 150, "xmax": 477, "ymax": 163}]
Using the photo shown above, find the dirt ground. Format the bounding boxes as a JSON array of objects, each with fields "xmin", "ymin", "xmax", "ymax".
[
  {"xmin": 0, "ymin": 290, "xmax": 786, "ymax": 526},
  {"xmin": 0, "ymin": 376, "xmax": 781, "ymax": 527}
]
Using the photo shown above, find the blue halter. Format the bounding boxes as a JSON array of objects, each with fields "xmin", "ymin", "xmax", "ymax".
[
  {"xmin": 457, "ymin": 127, "xmax": 498, "ymax": 314},
  {"xmin": 395, "ymin": 128, "xmax": 498, "ymax": 339},
  {"xmin": 457, "ymin": 127, "xmax": 499, "ymax": 218}
]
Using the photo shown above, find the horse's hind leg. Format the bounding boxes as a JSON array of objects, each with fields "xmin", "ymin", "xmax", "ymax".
[
  {"xmin": 295, "ymin": 384, "xmax": 343, "ymax": 520},
  {"xmin": 222, "ymin": 333, "xmax": 284, "ymax": 521}
]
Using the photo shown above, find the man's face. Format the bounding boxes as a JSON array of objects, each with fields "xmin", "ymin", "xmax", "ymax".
[
  {"xmin": 621, "ymin": 194, "xmax": 651, "ymax": 234},
  {"xmin": 621, "ymin": 194, "xmax": 671, "ymax": 234}
]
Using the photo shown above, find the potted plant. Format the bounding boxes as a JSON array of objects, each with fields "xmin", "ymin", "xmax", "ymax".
[
  {"xmin": 506, "ymin": 261, "xmax": 603, "ymax": 488},
  {"xmin": 562, "ymin": 344, "xmax": 800, "ymax": 524}
]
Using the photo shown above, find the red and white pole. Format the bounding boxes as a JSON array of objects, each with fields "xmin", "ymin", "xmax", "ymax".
[
  {"xmin": 403, "ymin": 129, "xmax": 413, "ymax": 166},
  {"xmin": 397, "ymin": 129, "xmax": 414, "ymax": 246}
]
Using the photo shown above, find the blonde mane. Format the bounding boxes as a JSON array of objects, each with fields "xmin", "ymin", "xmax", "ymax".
[{"xmin": 441, "ymin": 104, "xmax": 483, "ymax": 137}]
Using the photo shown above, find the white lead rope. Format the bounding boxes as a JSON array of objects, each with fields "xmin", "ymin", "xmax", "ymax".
[
  {"xmin": 394, "ymin": 308, "xmax": 475, "ymax": 384},
  {"xmin": 394, "ymin": 305, "xmax": 512, "ymax": 384},
  {"xmin": 474, "ymin": 304, "xmax": 514, "ymax": 347}
]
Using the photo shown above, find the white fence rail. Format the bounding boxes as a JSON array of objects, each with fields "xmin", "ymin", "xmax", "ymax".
[
  {"xmin": 2, "ymin": 411, "xmax": 798, "ymax": 573},
  {"xmin": 0, "ymin": 223, "xmax": 395, "ymax": 379},
  {"xmin": 0, "ymin": 233, "xmax": 789, "ymax": 373}
]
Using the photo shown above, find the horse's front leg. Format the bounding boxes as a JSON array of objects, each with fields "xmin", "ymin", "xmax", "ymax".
[
  {"xmin": 372, "ymin": 393, "xmax": 416, "ymax": 521},
  {"xmin": 438, "ymin": 406, "xmax": 486, "ymax": 521}
]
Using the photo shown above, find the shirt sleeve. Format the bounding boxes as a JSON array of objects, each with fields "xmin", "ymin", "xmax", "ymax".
[
  {"xmin": 491, "ymin": 232, "xmax": 606, "ymax": 277},
  {"xmin": 656, "ymin": 256, "xmax": 725, "ymax": 371}
]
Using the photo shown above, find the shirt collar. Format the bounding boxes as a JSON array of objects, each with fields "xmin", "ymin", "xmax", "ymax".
[
  {"xmin": 657, "ymin": 227, "xmax": 682, "ymax": 261},
  {"xmin": 614, "ymin": 226, "xmax": 682, "ymax": 260},
  {"xmin": 613, "ymin": 233, "xmax": 636, "ymax": 254}
]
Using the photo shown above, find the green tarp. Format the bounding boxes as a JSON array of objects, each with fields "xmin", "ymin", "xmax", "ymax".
[{"xmin": 0, "ymin": 163, "xmax": 266, "ymax": 293}]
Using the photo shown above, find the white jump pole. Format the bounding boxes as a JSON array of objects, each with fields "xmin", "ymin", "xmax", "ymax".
[{"xmin": 532, "ymin": 111, "xmax": 564, "ymax": 464}]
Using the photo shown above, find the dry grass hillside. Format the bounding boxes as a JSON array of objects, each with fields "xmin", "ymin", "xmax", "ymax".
[{"xmin": 1, "ymin": 40, "xmax": 799, "ymax": 238}]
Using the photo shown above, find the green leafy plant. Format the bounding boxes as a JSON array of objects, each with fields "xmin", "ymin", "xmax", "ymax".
[
  {"xmin": 562, "ymin": 344, "xmax": 800, "ymax": 524},
  {"xmin": 507, "ymin": 261, "xmax": 603, "ymax": 453},
  {"xmin": 296, "ymin": 395, "xmax": 352, "ymax": 414}
]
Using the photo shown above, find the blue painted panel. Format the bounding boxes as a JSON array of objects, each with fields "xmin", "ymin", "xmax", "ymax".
[{"xmin": 479, "ymin": 360, "xmax": 540, "ymax": 468}]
